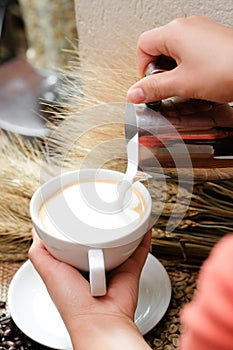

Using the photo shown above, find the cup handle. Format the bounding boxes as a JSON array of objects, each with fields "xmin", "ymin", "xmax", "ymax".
[{"xmin": 88, "ymin": 249, "xmax": 106, "ymax": 296}]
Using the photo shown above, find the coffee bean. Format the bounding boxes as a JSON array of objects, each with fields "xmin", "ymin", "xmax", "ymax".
[
  {"xmin": 0, "ymin": 317, "xmax": 11, "ymax": 326},
  {"xmin": 0, "ymin": 302, "xmax": 6, "ymax": 309},
  {"xmin": 13, "ymin": 338, "xmax": 22, "ymax": 347},
  {"xmin": 3, "ymin": 328, "xmax": 12, "ymax": 337},
  {"xmin": 2, "ymin": 341, "xmax": 15, "ymax": 347}
]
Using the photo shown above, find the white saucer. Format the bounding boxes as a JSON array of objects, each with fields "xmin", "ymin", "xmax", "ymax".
[{"xmin": 8, "ymin": 253, "xmax": 171, "ymax": 349}]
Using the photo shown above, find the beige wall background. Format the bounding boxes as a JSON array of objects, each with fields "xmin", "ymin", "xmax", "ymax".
[{"xmin": 75, "ymin": 0, "xmax": 233, "ymax": 67}]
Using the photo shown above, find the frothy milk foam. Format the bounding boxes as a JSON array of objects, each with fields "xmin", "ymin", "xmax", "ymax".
[{"xmin": 39, "ymin": 179, "xmax": 146, "ymax": 243}]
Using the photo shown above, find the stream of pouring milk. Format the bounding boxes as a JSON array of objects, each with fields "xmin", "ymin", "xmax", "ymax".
[
  {"xmin": 113, "ymin": 133, "xmax": 139, "ymax": 212},
  {"xmin": 105, "ymin": 102, "xmax": 139, "ymax": 213}
]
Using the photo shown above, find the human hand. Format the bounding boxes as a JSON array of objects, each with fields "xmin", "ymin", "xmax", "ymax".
[
  {"xmin": 29, "ymin": 229, "xmax": 152, "ymax": 350},
  {"xmin": 127, "ymin": 15, "xmax": 233, "ymax": 104}
]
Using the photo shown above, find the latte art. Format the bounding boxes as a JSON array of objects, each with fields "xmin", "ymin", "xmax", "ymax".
[{"xmin": 39, "ymin": 179, "xmax": 146, "ymax": 243}]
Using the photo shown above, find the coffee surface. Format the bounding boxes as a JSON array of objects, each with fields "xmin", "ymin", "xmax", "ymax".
[{"xmin": 39, "ymin": 179, "xmax": 146, "ymax": 243}]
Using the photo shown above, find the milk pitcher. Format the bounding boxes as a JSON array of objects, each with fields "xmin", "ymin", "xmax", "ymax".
[{"xmin": 125, "ymin": 57, "xmax": 233, "ymax": 175}]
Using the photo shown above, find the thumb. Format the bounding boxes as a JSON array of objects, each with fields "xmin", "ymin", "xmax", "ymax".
[{"xmin": 127, "ymin": 69, "xmax": 181, "ymax": 103}]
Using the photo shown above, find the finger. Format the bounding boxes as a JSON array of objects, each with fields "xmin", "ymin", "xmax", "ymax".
[
  {"xmin": 136, "ymin": 17, "xmax": 185, "ymax": 77},
  {"xmin": 127, "ymin": 68, "xmax": 182, "ymax": 103},
  {"xmin": 107, "ymin": 230, "xmax": 151, "ymax": 310},
  {"xmin": 111, "ymin": 229, "xmax": 151, "ymax": 281},
  {"xmin": 29, "ymin": 229, "xmax": 54, "ymax": 265},
  {"xmin": 29, "ymin": 230, "xmax": 90, "ymax": 299},
  {"xmin": 126, "ymin": 229, "xmax": 152, "ymax": 275},
  {"xmin": 136, "ymin": 27, "xmax": 174, "ymax": 76}
]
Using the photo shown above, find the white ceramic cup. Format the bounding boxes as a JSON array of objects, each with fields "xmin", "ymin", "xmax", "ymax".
[{"xmin": 30, "ymin": 168, "xmax": 152, "ymax": 296}]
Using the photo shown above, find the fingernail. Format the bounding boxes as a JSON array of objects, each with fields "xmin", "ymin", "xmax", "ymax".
[{"xmin": 127, "ymin": 87, "xmax": 145, "ymax": 103}]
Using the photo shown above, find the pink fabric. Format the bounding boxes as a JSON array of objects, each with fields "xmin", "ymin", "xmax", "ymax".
[{"xmin": 179, "ymin": 234, "xmax": 233, "ymax": 350}]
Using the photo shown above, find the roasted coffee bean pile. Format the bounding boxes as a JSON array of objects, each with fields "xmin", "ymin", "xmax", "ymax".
[{"xmin": 0, "ymin": 302, "xmax": 52, "ymax": 350}]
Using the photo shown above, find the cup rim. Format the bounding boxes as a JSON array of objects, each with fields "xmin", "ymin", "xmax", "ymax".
[{"xmin": 30, "ymin": 168, "xmax": 152, "ymax": 248}]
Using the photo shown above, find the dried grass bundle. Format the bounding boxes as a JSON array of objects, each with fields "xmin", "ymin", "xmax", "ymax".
[
  {"xmin": 150, "ymin": 179, "xmax": 233, "ymax": 264},
  {"xmin": 0, "ymin": 131, "xmax": 56, "ymax": 261}
]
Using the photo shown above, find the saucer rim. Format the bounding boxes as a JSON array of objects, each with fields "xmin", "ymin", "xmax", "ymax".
[{"xmin": 135, "ymin": 253, "xmax": 171, "ymax": 334}]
